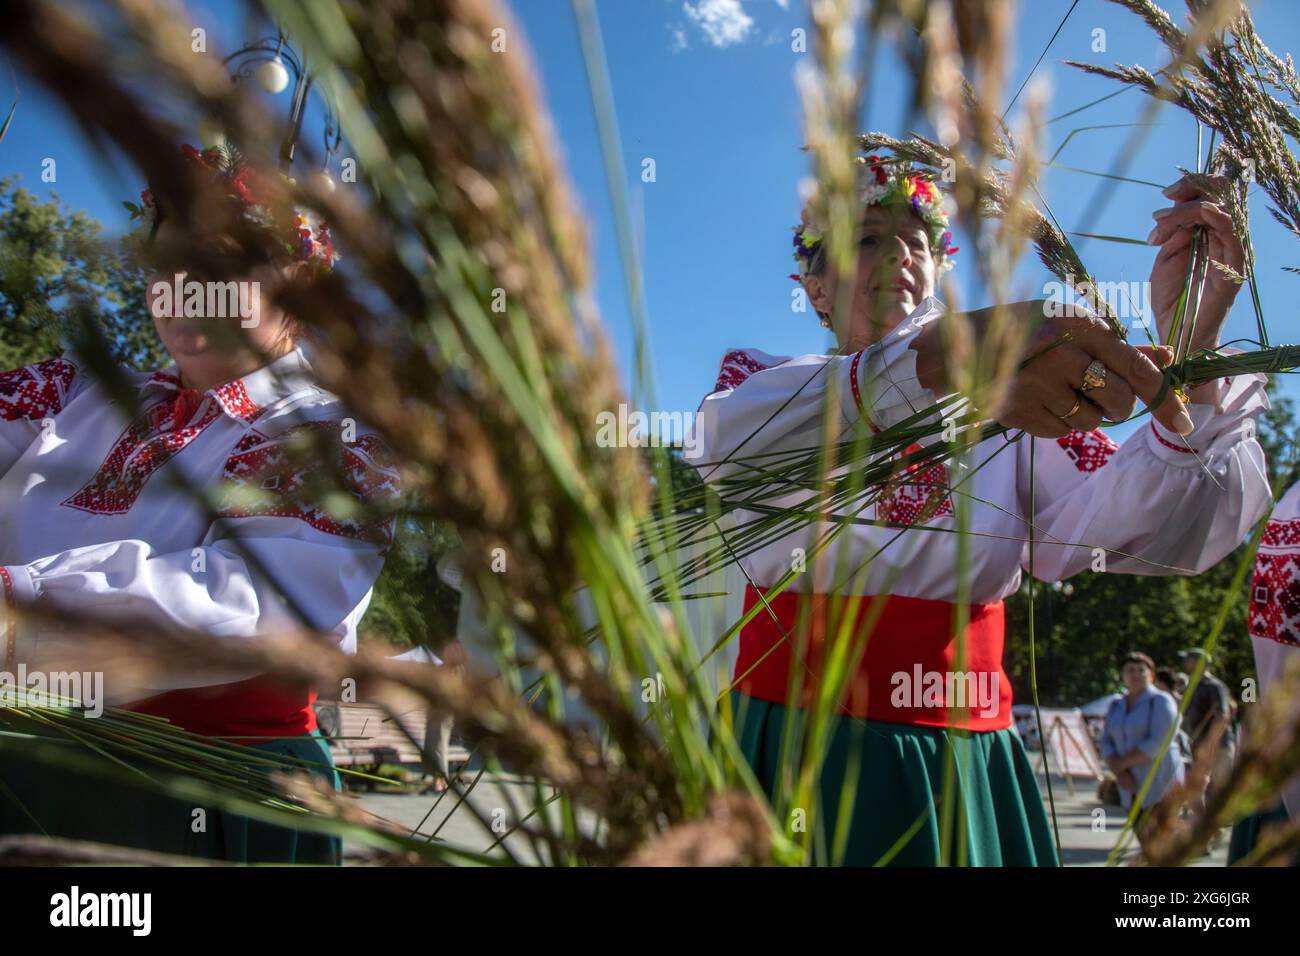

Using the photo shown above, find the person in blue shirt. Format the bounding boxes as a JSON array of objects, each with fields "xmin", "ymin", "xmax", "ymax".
[{"xmin": 1099, "ymin": 651, "xmax": 1187, "ymax": 851}]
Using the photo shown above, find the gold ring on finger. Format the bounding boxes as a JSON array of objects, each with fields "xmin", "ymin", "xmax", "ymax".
[
  {"xmin": 1057, "ymin": 395, "xmax": 1083, "ymax": 423},
  {"xmin": 1080, "ymin": 359, "xmax": 1107, "ymax": 393}
]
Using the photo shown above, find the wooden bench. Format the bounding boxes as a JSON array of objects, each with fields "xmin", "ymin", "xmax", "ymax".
[{"xmin": 314, "ymin": 701, "xmax": 469, "ymax": 770}]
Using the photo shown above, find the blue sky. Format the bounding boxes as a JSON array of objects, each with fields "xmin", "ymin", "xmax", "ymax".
[{"xmin": 5, "ymin": 0, "xmax": 1300, "ymax": 435}]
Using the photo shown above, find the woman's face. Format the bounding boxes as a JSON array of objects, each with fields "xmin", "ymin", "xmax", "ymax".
[
  {"xmin": 1121, "ymin": 660, "xmax": 1153, "ymax": 694},
  {"xmin": 805, "ymin": 203, "xmax": 938, "ymax": 349},
  {"xmin": 145, "ymin": 219, "xmax": 299, "ymax": 367}
]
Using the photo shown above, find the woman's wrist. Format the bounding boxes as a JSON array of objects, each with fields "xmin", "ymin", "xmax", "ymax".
[{"xmin": 911, "ymin": 319, "xmax": 950, "ymax": 395}]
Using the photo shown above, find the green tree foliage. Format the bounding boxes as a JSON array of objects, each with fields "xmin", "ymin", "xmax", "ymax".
[
  {"xmin": 363, "ymin": 517, "xmax": 462, "ymax": 651},
  {"xmin": 0, "ymin": 178, "xmax": 458, "ymax": 650},
  {"xmin": 1006, "ymin": 385, "xmax": 1300, "ymax": 705},
  {"xmin": 0, "ymin": 178, "xmax": 166, "ymax": 370}
]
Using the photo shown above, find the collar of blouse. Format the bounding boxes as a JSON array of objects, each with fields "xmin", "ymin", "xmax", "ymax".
[{"xmin": 137, "ymin": 346, "xmax": 319, "ymax": 428}]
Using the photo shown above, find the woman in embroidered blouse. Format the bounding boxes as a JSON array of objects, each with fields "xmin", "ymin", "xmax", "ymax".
[
  {"xmin": 1230, "ymin": 479, "xmax": 1300, "ymax": 864},
  {"xmin": 691, "ymin": 154, "xmax": 1270, "ymax": 866},
  {"xmin": 0, "ymin": 145, "xmax": 397, "ymax": 863}
]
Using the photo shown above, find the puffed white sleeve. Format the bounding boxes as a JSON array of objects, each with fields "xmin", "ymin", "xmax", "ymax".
[
  {"xmin": 0, "ymin": 356, "xmax": 83, "ymax": 478},
  {"xmin": 2, "ymin": 430, "xmax": 400, "ymax": 696},
  {"xmin": 1020, "ymin": 367, "xmax": 1271, "ymax": 581},
  {"xmin": 689, "ymin": 320, "xmax": 941, "ymax": 494}
]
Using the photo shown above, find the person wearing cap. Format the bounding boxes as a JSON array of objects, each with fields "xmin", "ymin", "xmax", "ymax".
[
  {"xmin": 689, "ymin": 152, "xmax": 1269, "ymax": 866},
  {"xmin": 1178, "ymin": 647, "xmax": 1236, "ymax": 807},
  {"xmin": 0, "ymin": 143, "xmax": 398, "ymax": 862}
]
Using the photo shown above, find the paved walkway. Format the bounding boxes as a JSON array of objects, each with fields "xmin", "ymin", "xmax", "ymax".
[
  {"xmin": 350, "ymin": 770, "xmax": 1229, "ymax": 866},
  {"xmin": 1036, "ymin": 771, "xmax": 1228, "ymax": 867}
]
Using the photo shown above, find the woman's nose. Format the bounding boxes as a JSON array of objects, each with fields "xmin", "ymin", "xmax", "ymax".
[{"xmin": 884, "ymin": 235, "xmax": 913, "ymax": 265}]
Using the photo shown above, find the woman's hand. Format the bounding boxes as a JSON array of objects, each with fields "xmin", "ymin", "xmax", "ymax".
[
  {"xmin": 1148, "ymin": 174, "xmax": 1245, "ymax": 363},
  {"xmin": 914, "ymin": 300, "xmax": 1193, "ymax": 439}
]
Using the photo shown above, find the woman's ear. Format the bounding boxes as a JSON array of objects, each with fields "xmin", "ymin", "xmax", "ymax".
[
  {"xmin": 279, "ymin": 260, "xmax": 309, "ymax": 284},
  {"xmin": 803, "ymin": 274, "xmax": 833, "ymax": 316}
]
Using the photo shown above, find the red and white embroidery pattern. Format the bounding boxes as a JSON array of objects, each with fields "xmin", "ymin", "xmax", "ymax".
[
  {"xmin": 217, "ymin": 422, "xmax": 400, "ymax": 549},
  {"xmin": 1250, "ymin": 518, "xmax": 1300, "ymax": 646},
  {"xmin": 0, "ymin": 357, "xmax": 77, "ymax": 422},
  {"xmin": 847, "ymin": 358, "xmax": 952, "ymax": 526},
  {"xmin": 212, "ymin": 379, "xmax": 262, "ymax": 421},
  {"xmin": 1263, "ymin": 518, "xmax": 1300, "ymax": 550},
  {"xmin": 1056, "ymin": 428, "xmax": 1119, "ymax": 473},
  {"xmin": 876, "ymin": 441, "xmax": 954, "ymax": 526},
  {"xmin": 62, "ymin": 380, "xmax": 263, "ymax": 516},
  {"xmin": 712, "ymin": 350, "xmax": 772, "ymax": 393}
]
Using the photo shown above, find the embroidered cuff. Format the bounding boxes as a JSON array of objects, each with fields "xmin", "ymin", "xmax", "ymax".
[{"xmin": 1147, "ymin": 368, "xmax": 1267, "ymax": 465}]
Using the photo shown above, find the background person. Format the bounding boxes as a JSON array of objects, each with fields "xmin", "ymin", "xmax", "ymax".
[
  {"xmin": 1179, "ymin": 647, "xmax": 1236, "ymax": 805},
  {"xmin": 1099, "ymin": 652, "xmax": 1186, "ymax": 850}
]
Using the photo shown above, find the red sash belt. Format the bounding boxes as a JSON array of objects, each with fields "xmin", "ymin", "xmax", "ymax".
[
  {"xmin": 126, "ymin": 676, "xmax": 317, "ymax": 744},
  {"xmin": 734, "ymin": 586, "xmax": 1011, "ymax": 731}
]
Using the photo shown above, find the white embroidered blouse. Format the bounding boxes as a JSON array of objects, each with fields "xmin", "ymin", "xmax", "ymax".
[
  {"xmin": 0, "ymin": 346, "xmax": 399, "ymax": 703},
  {"xmin": 690, "ymin": 297, "xmax": 1272, "ymax": 604},
  {"xmin": 1248, "ymin": 479, "xmax": 1300, "ymax": 819}
]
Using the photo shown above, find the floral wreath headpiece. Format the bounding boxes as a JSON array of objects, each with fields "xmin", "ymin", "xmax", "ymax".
[
  {"xmin": 790, "ymin": 153, "xmax": 959, "ymax": 282},
  {"xmin": 125, "ymin": 143, "xmax": 338, "ymax": 274}
]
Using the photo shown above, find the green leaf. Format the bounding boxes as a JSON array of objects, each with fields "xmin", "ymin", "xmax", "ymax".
[{"xmin": 1068, "ymin": 231, "xmax": 1149, "ymax": 246}]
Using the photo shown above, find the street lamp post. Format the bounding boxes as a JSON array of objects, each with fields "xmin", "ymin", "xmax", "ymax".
[{"xmin": 222, "ymin": 33, "xmax": 340, "ymax": 179}]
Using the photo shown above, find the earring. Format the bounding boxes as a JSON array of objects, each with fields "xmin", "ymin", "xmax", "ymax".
[{"xmin": 819, "ymin": 317, "xmax": 832, "ymax": 329}]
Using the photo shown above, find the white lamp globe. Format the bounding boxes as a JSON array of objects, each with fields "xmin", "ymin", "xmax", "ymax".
[{"xmin": 257, "ymin": 56, "xmax": 291, "ymax": 94}]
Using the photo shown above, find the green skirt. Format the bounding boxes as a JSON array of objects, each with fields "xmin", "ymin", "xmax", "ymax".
[
  {"xmin": 0, "ymin": 731, "xmax": 342, "ymax": 864},
  {"xmin": 734, "ymin": 694, "xmax": 1058, "ymax": 866}
]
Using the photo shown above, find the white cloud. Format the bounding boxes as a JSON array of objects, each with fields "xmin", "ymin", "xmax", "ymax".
[
  {"xmin": 683, "ymin": 0, "xmax": 755, "ymax": 48},
  {"xmin": 669, "ymin": 25, "xmax": 689, "ymax": 52}
]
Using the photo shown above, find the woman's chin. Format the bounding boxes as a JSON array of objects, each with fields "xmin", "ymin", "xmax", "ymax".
[{"xmin": 871, "ymin": 301, "xmax": 915, "ymax": 336}]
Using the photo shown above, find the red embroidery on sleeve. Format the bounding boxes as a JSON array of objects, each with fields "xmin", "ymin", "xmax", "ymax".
[
  {"xmin": 1250, "ymin": 519, "xmax": 1300, "ymax": 647},
  {"xmin": 1056, "ymin": 428, "xmax": 1119, "ymax": 473},
  {"xmin": 1149, "ymin": 422, "xmax": 1197, "ymax": 454},
  {"xmin": 0, "ymin": 358, "xmax": 77, "ymax": 422},
  {"xmin": 712, "ymin": 350, "xmax": 772, "ymax": 393},
  {"xmin": 216, "ymin": 422, "xmax": 400, "ymax": 550}
]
